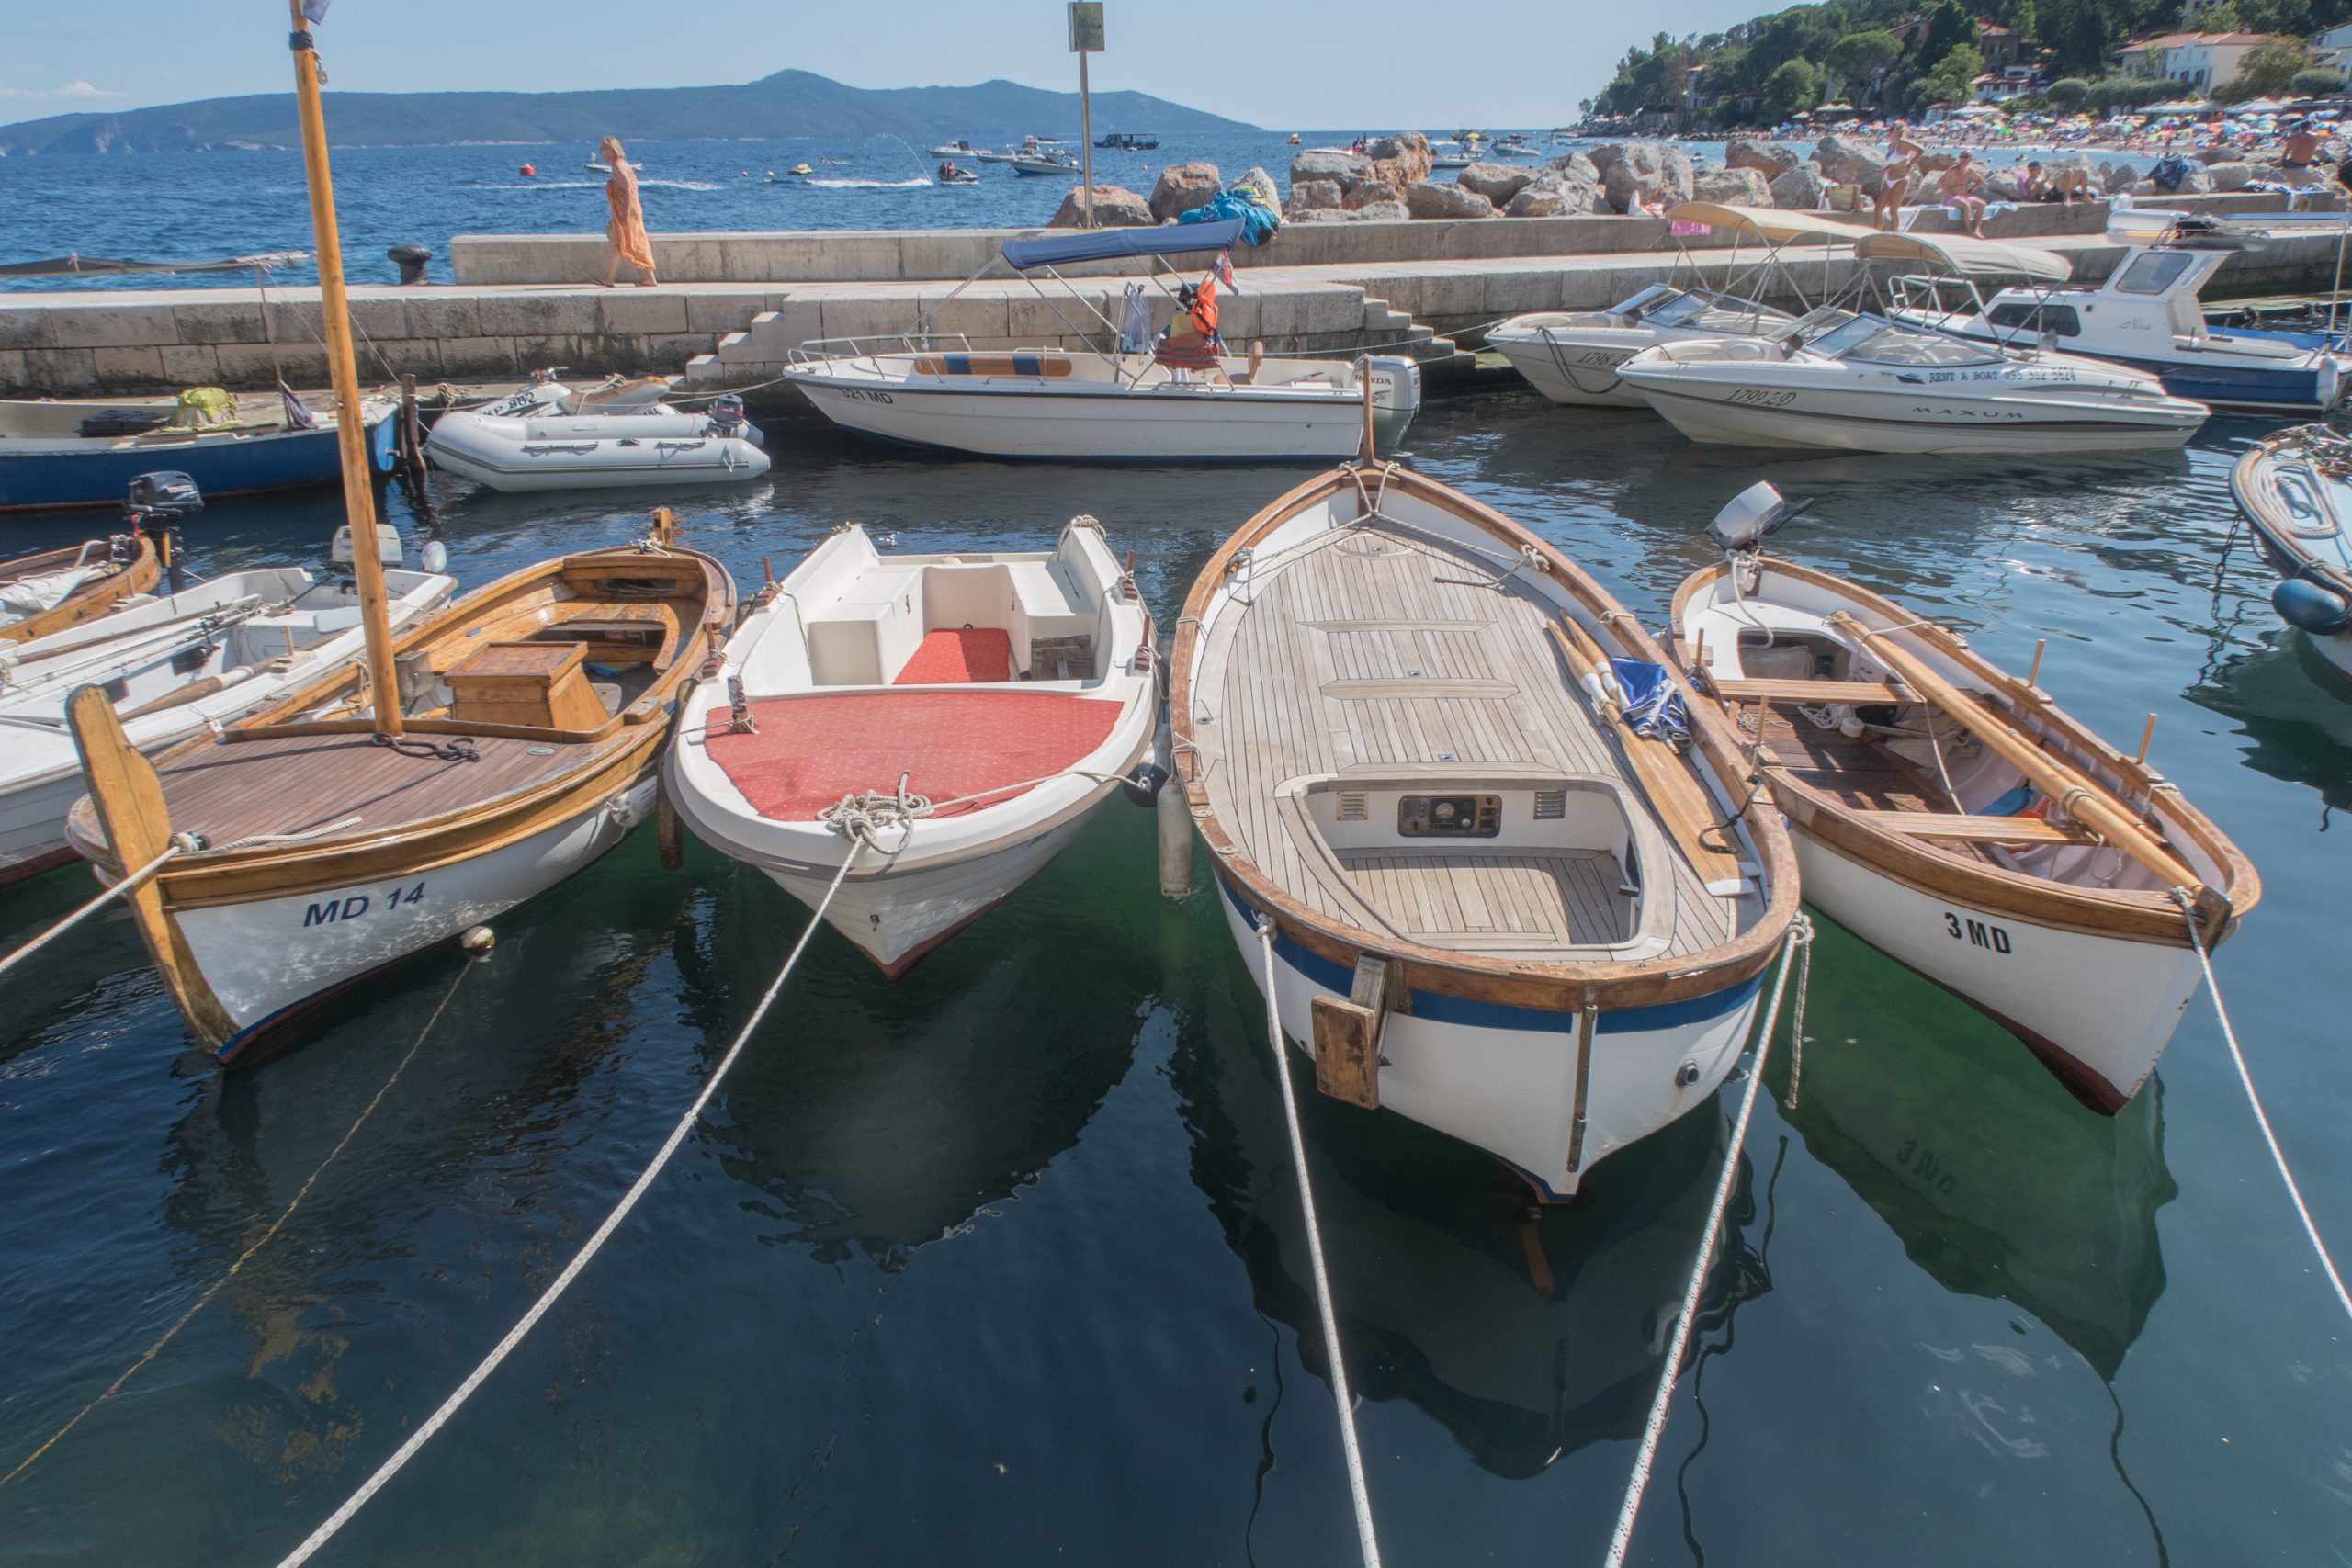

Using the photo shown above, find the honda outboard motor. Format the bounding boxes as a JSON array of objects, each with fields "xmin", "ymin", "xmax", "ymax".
[{"xmin": 707, "ymin": 393, "xmax": 763, "ymax": 447}]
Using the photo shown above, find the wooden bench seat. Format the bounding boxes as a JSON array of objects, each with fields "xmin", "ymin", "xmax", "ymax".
[
  {"xmin": 1841, "ymin": 807, "xmax": 2096, "ymax": 844},
  {"xmin": 1713, "ymin": 676, "xmax": 1909, "ymax": 704}
]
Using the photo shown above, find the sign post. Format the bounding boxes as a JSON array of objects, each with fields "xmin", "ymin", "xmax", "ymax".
[{"xmin": 1069, "ymin": 2, "xmax": 1103, "ymax": 228}]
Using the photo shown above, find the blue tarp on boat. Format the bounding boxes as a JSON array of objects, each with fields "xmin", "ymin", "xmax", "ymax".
[
  {"xmin": 1000, "ymin": 217, "xmax": 1246, "ymax": 271},
  {"xmin": 1178, "ymin": 191, "xmax": 1281, "ymax": 246},
  {"xmin": 1609, "ymin": 658, "xmax": 1691, "ymax": 748}
]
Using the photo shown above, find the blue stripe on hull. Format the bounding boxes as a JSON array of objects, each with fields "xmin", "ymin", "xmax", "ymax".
[{"xmin": 0, "ymin": 408, "xmax": 394, "ymax": 512}]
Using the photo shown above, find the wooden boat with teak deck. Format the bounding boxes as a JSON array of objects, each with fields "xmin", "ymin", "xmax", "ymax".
[
  {"xmin": 2, "ymin": 532, "xmax": 159, "ymax": 644},
  {"xmin": 1669, "ymin": 485, "xmax": 2256, "ymax": 1111},
  {"xmin": 1170, "ymin": 462, "xmax": 1800, "ymax": 1200},
  {"xmin": 63, "ymin": 534, "xmax": 732, "ymax": 1061}
]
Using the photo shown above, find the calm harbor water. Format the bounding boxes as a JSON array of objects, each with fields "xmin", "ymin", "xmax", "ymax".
[{"xmin": 1, "ymin": 391, "xmax": 2347, "ymax": 1566}]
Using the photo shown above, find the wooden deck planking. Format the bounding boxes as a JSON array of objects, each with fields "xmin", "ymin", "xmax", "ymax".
[
  {"xmin": 1194, "ymin": 525, "xmax": 1738, "ymax": 959},
  {"xmin": 153, "ymin": 731, "xmax": 579, "ymax": 845},
  {"xmin": 1336, "ymin": 850, "xmax": 1632, "ymax": 948}
]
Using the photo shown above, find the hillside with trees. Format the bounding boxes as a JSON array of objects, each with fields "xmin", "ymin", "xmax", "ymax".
[{"xmin": 1589, "ymin": 0, "xmax": 2352, "ymax": 127}]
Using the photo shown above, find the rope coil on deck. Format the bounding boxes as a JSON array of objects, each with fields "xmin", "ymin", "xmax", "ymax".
[
  {"xmin": 1255, "ymin": 918, "xmax": 1385, "ymax": 1568},
  {"xmin": 2170, "ymin": 888, "xmax": 2352, "ymax": 1324},
  {"xmin": 266, "ymin": 846, "xmax": 865, "ymax": 1568},
  {"xmin": 1604, "ymin": 912, "xmax": 1814, "ymax": 1568}
]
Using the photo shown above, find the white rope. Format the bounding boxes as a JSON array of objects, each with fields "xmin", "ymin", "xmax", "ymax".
[
  {"xmin": 2171, "ymin": 890, "xmax": 2352, "ymax": 1324},
  {"xmin": 1254, "ymin": 919, "xmax": 1384, "ymax": 1568},
  {"xmin": 0, "ymin": 838, "xmax": 191, "ymax": 984},
  {"xmin": 1603, "ymin": 913, "xmax": 1814, "ymax": 1568},
  {"xmin": 268, "ymin": 842, "xmax": 865, "ymax": 1568}
]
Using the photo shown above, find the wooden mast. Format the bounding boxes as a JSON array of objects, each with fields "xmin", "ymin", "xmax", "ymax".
[{"xmin": 287, "ymin": 0, "xmax": 403, "ymax": 736}]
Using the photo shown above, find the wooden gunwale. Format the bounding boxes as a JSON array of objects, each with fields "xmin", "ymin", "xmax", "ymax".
[
  {"xmin": 2231, "ymin": 433, "xmax": 2352, "ymax": 594},
  {"xmin": 69, "ymin": 547, "xmax": 733, "ymax": 909},
  {"xmin": 1, "ymin": 535, "xmax": 160, "ymax": 645},
  {"xmin": 1170, "ymin": 465, "xmax": 1800, "ymax": 1014},
  {"xmin": 1668, "ymin": 557, "xmax": 2258, "ymax": 948}
]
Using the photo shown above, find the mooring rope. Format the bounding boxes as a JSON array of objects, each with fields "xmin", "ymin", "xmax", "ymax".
[
  {"xmin": 1603, "ymin": 913, "xmax": 1814, "ymax": 1568},
  {"xmin": 1253, "ymin": 919, "xmax": 1384, "ymax": 1568},
  {"xmin": 267, "ymin": 844, "xmax": 864, "ymax": 1568},
  {"xmin": 0, "ymin": 955, "xmax": 475, "ymax": 1490},
  {"xmin": 0, "ymin": 837, "xmax": 196, "ymax": 985},
  {"xmin": 2170, "ymin": 889, "xmax": 2352, "ymax": 1324}
]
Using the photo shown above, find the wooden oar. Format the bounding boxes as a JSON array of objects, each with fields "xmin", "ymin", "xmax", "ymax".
[
  {"xmin": 1826, "ymin": 611, "xmax": 2200, "ymax": 889},
  {"xmin": 1548, "ymin": 616, "xmax": 1746, "ymax": 890}
]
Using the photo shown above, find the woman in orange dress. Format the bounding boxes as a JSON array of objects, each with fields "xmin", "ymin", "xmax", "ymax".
[{"xmin": 598, "ymin": 137, "xmax": 658, "ymax": 287}]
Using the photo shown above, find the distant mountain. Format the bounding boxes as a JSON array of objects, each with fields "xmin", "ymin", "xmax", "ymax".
[{"xmin": 0, "ymin": 69, "xmax": 1254, "ymax": 155}]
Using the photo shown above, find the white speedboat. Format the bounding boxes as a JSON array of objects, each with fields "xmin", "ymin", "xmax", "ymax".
[
  {"xmin": 928, "ymin": 139, "xmax": 984, "ymax": 158},
  {"xmin": 1886, "ymin": 211, "xmax": 2352, "ymax": 415},
  {"xmin": 665, "ymin": 518, "xmax": 1158, "ymax": 976},
  {"xmin": 1010, "ymin": 152, "xmax": 1082, "ymax": 175},
  {"xmin": 425, "ymin": 376, "xmax": 768, "ymax": 492},
  {"xmin": 1, "ymin": 543, "xmax": 453, "ymax": 887},
  {"xmin": 1487, "ymin": 205, "xmax": 1877, "ymax": 408},
  {"xmin": 2232, "ymin": 424, "xmax": 2352, "ymax": 686},
  {"xmin": 1170, "ymin": 463, "xmax": 1800, "ymax": 1200},
  {"xmin": 783, "ymin": 217, "xmax": 1420, "ymax": 461},
  {"xmin": 1671, "ymin": 485, "xmax": 2256, "ymax": 1110}
]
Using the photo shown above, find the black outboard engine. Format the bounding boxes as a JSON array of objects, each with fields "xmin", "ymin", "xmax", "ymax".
[
  {"xmin": 707, "ymin": 392, "xmax": 762, "ymax": 447},
  {"xmin": 125, "ymin": 469, "xmax": 202, "ymax": 585}
]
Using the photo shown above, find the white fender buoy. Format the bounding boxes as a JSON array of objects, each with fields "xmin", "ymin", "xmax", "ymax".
[
  {"xmin": 1154, "ymin": 708, "xmax": 1190, "ymax": 898},
  {"xmin": 460, "ymin": 925, "xmax": 495, "ymax": 953}
]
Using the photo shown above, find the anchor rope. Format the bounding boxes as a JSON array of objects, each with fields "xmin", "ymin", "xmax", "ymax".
[
  {"xmin": 1254, "ymin": 919, "xmax": 1384, "ymax": 1568},
  {"xmin": 266, "ymin": 844, "xmax": 864, "ymax": 1568},
  {"xmin": 1604, "ymin": 913, "xmax": 1814, "ymax": 1568},
  {"xmin": 0, "ymin": 956, "xmax": 474, "ymax": 1490},
  {"xmin": 2170, "ymin": 889, "xmax": 2352, "ymax": 1324},
  {"xmin": 0, "ymin": 837, "xmax": 195, "ymax": 985}
]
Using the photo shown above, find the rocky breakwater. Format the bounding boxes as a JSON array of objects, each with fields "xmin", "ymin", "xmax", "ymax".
[
  {"xmin": 1280, "ymin": 134, "xmax": 1840, "ymax": 223},
  {"xmin": 1046, "ymin": 162, "xmax": 1280, "ymax": 229}
]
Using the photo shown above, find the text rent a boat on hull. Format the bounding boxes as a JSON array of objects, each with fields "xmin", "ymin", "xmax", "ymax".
[
  {"xmin": 60, "ymin": 0, "xmax": 738, "ymax": 1064},
  {"xmin": 666, "ymin": 518, "xmax": 1157, "ymax": 976},
  {"xmin": 1486, "ymin": 203, "xmax": 1877, "ymax": 408},
  {"xmin": 2231, "ymin": 423, "xmax": 2352, "ymax": 686},
  {"xmin": 1172, "ymin": 461, "xmax": 1800, "ymax": 1200},
  {"xmin": 1670, "ymin": 486, "xmax": 2256, "ymax": 1111},
  {"xmin": 1617, "ymin": 232, "xmax": 2210, "ymax": 455},
  {"xmin": 2, "ymin": 479, "xmax": 455, "ymax": 889},
  {"xmin": 781, "ymin": 217, "xmax": 1421, "ymax": 462}
]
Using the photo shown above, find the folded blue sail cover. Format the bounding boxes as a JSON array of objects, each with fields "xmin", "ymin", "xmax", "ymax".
[
  {"xmin": 1610, "ymin": 658, "xmax": 1690, "ymax": 746},
  {"xmin": 1178, "ymin": 190, "xmax": 1281, "ymax": 245}
]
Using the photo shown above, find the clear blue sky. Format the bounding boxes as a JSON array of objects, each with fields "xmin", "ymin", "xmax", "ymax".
[{"xmin": 0, "ymin": 0, "xmax": 1766, "ymax": 130}]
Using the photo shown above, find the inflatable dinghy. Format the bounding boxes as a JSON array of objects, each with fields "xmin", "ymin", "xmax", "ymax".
[{"xmin": 425, "ymin": 378, "xmax": 769, "ymax": 493}]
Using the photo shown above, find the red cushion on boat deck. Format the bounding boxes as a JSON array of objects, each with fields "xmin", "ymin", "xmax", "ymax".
[
  {"xmin": 895, "ymin": 627, "xmax": 1012, "ymax": 684},
  {"xmin": 707, "ymin": 690, "xmax": 1120, "ymax": 820}
]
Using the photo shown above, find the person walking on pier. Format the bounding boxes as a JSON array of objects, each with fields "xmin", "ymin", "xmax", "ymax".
[{"xmin": 598, "ymin": 136, "xmax": 659, "ymax": 288}]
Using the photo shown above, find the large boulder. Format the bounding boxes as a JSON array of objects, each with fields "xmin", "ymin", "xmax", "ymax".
[
  {"xmin": 1595, "ymin": 141, "xmax": 1694, "ymax": 214},
  {"xmin": 1455, "ymin": 160, "xmax": 1536, "ymax": 205},
  {"xmin": 2100, "ymin": 160, "xmax": 2137, "ymax": 195},
  {"xmin": 1916, "ymin": 149, "xmax": 1958, "ymax": 175},
  {"xmin": 1366, "ymin": 130, "xmax": 1434, "ymax": 187},
  {"xmin": 1292, "ymin": 148, "xmax": 1371, "ymax": 186},
  {"xmin": 1285, "ymin": 178, "xmax": 1343, "ymax": 215},
  {"xmin": 1233, "ymin": 164, "xmax": 1281, "ymax": 207},
  {"xmin": 1726, "ymin": 138, "xmax": 1798, "ymax": 176},
  {"xmin": 1506, "ymin": 152, "xmax": 1605, "ymax": 216},
  {"xmin": 1690, "ymin": 166, "xmax": 1771, "ymax": 208},
  {"xmin": 1814, "ymin": 133, "xmax": 1887, "ymax": 190},
  {"xmin": 1769, "ymin": 161, "xmax": 1826, "ymax": 209},
  {"xmin": 1984, "ymin": 165, "xmax": 2030, "ymax": 201},
  {"xmin": 1047, "ymin": 185, "xmax": 1153, "ymax": 228},
  {"xmin": 1148, "ymin": 161, "xmax": 1223, "ymax": 222},
  {"xmin": 1404, "ymin": 180, "xmax": 1498, "ymax": 219},
  {"xmin": 1349, "ymin": 198, "xmax": 1411, "ymax": 222},
  {"xmin": 1344, "ymin": 178, "xmax": 1399, "ymax": 210},
  {"xmin": 2206, "ymin": 160, "xmax": 2253, "ymax": 192}
]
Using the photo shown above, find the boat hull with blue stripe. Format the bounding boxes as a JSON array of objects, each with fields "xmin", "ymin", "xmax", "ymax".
[
  {"xmin": 2232, "ymin": 424, "xmax": 2352, "ymax": 687},
  {"xmin": 0, "ymin": 393, "xmax": 395, "ymax": 512}
]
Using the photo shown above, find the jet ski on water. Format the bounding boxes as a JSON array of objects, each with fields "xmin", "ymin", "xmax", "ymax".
[{"xmin": 425, "ymin": 372, "xmax": 769, "ymax": 493}]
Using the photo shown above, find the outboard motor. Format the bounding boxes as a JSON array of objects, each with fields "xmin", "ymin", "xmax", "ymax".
[
  {"xmin": 125, "ymin": 470, "xmax": 202, "ymax": 587},
  {"xmin": 707, "ymin": 392, "xmax": 763, "ymax": 447}
]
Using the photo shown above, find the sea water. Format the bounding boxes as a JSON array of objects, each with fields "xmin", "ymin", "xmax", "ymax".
[{"xmin": 0, "ymin": 394, "xmax": 2345, "ymax": 1565}]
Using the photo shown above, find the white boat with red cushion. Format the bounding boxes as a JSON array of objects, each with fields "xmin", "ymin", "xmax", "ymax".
[{"xmin": 664, "ymin": 518, "xmax": 1159, "ymax": 975}]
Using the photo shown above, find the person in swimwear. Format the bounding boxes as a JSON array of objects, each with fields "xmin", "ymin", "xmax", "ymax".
[{"xmin": 1878, "ymin": 121, "xmax": 1927, "ymax": 231}]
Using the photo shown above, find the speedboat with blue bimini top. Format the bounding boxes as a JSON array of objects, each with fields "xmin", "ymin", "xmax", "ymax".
[
  {"xmin": 1170, "ymin": 461, "xmax": 1799, "ymax": 1199},
  {"xmin": 2231, "ymin": 423, "xmax": 2352, "ymax": 687},
  {"xmin": 1618, "ymin": 233, "xmax": 2208, "ymax": 456},
  {"xmin": 1671, "ymin": 483, "xmax": 2256, "ymax": 1111},
  {"xmin": 424, "ymin": 371, "xmax": 768, "ymax": 493},
  {"xmin": 1885, "ymin": 209, "xmax": 2352, "ymax": 415},
  {"xmin": 782, "ymin": 217, "xmax": 1420, "ymax": 461}
]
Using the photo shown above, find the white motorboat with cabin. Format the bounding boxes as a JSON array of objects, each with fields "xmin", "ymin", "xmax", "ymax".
[
  {"xmin": 782, "ymin": 217, "xmax": 1420, "ymax": 461},
  {"xmin": 424, "ymin": 373, "xmax": 768, "ymax": 492},
  {"xmin": 1170, "ymin": 461, "xmax": 1799, "ymax": 1199},
  {"xmin": 1618, "ymin": 233, "xmax": 2208, "ymax": 454},
  {"xmin": 665, "ymin": 517, "xmax": 1158, "ymax": 976},
  {"xmin": 1010, "ymin": 151, "xmax": 1082, "ymax": 175},
  {"xmin": 928, "ymin": 139, "xmax": 984, "ymax": 158},
  {"xmin": 2231, "ymin": 423, "xmax": 2352, "ymax": 686},
  {"xmin": 1670, "ymin": 484, "xmax": 2256, "ymax": 1110},
  {"xmin": 1885, "ymin": 209, "xmax": 2352, "ymax": 415},
  {"xmin": 1487, "ymin": 204, "xmax": 1874, "ymax": 408}
]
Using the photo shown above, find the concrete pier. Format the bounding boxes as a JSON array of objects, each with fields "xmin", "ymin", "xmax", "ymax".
[{"xmin": 1, "ymin": 193, "xmax": 2339, "ymax": 404}]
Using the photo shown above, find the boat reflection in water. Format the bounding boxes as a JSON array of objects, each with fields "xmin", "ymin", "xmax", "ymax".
[
  {"xmin": 1770, "ymin": 917, "xmax": 2174, "ymax": 1378},
  {"xmin": 1176, "ymin": 1002, "xmax": 1770, "ymax": 1477},
  {"xmin": 2187, "ymin": 624, "xmax": 2352, "ymax": 818}
]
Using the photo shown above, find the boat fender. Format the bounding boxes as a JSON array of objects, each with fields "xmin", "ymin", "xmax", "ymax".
[
  {"xmin": 1123, "ymin": 761, "xmax": 1170, "ymax": 808},
  {"xmin": 2274, "ymin": 575, "xmax": 2352, "ymax": 635},
  {"xmin": 420, "ymin": 538, "xmax": 448, "ymax": 575},
  {"xmin": 461, "ymin": 925, "xmax": 496, "ymax": 953}
]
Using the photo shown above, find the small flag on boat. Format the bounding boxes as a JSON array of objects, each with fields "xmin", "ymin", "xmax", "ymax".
[
  {"xmin": 1670, "ymin": 220, "xmax": 1712, "ymax": 237},
  {"xmin": 302, "ymin": 0, "xmax": 334, "ymax": 20},
  {"xmin": 279, "ymin": 388, "xmax": 319, "ymax": 431},
  {"xmin": 1214, "ymin": 251, "xmax": 1238, "ymax": 292}
]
